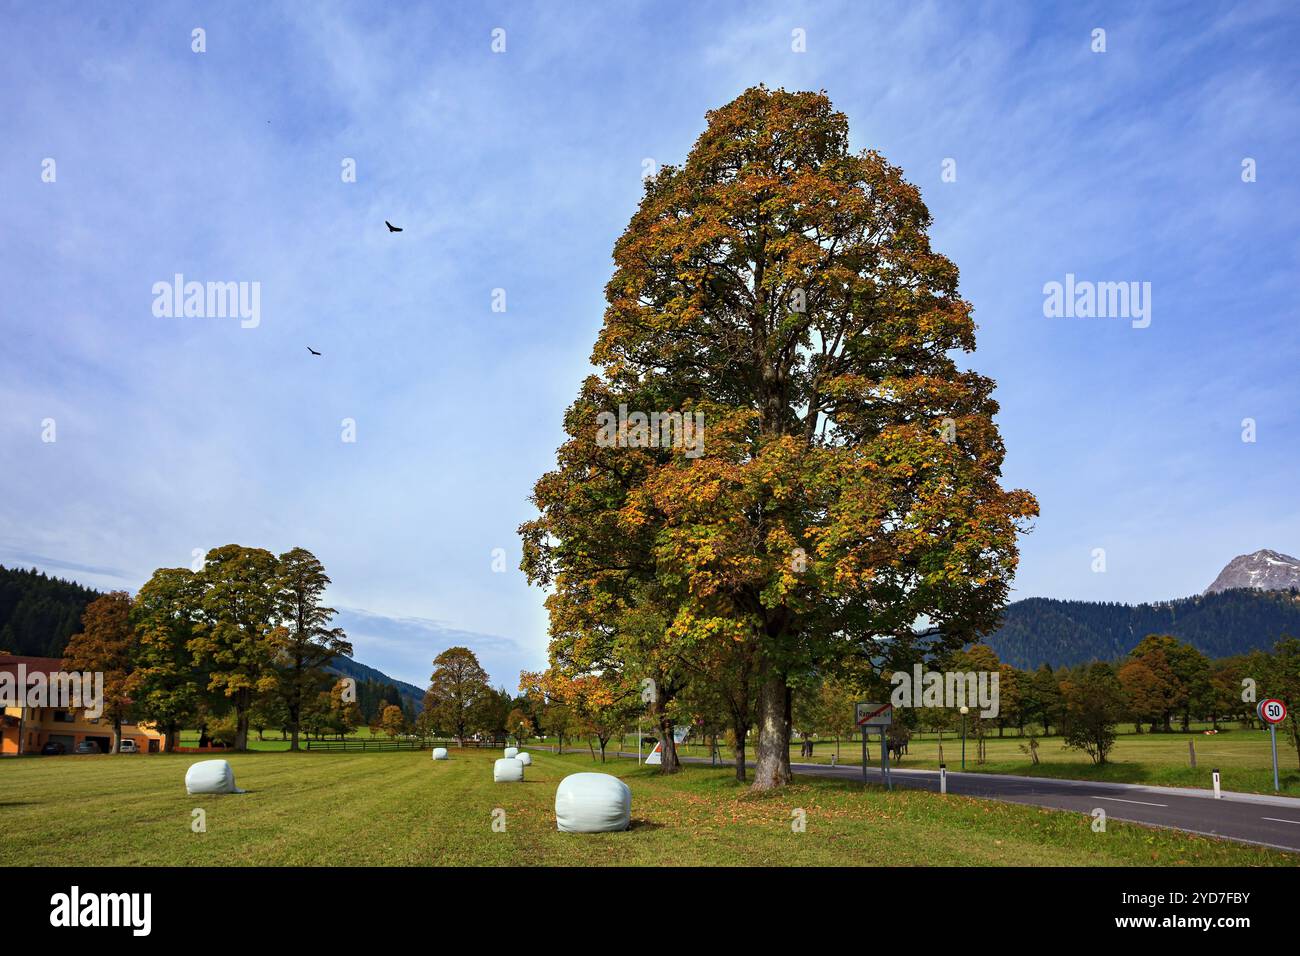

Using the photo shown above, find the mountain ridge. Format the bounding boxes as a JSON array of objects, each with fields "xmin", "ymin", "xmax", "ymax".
[{"xmin": 1205, "ymin": 548, "xmax": 1300, "ymax": 594}]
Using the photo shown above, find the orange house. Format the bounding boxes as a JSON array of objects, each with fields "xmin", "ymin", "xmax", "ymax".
[{"xmin": 0, "ymin": 655, "xmax": 165, "ymax": 756}]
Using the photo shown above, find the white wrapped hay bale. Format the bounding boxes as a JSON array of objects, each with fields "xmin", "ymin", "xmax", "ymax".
[
  {"xmin": 515, "ymin": 752, "xmax": 532, "ymax": 765},
  {"xmin": 432, "ymin": 747, "xmax": 449, "ymax": 760},
  {"xmin": 503, "ymin": 747, "xmax": 519, "ymax": 759},
  {"xmin": 185, "ymin": 759, "xmax": 245, "ymax": 795},
  {"xmin": 555, "ymin": 772, "xmax": 631, "ymax": 833},
  {"xmin": 494, "ymin": 757, "xmax": 525, "ymax": 782}
]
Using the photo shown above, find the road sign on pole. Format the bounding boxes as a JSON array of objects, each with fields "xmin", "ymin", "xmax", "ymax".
[
  {"xmin": 1259, "ymin": 699, "xmax": 1287, "ymax": 725},
  {"xmin": 855, "ymin": 703, "xmax": 893, "ymax": 790},
  {"xmin": 1259, "ymin": 699, "xmax": 1286, "ymax": 792},
  {"xmin": 855, "ymin": 701, "xmax": 894, "ymax": 727}
]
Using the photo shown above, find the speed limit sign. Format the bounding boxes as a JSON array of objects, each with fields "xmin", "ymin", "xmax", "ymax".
[
  {"xmin": 1258, "ymin": 699, "xmax": 1287, "ymax": 793},
  {"xmin": 1259, "ymin": 699, "xmax": 1287, "ymax": 725}
]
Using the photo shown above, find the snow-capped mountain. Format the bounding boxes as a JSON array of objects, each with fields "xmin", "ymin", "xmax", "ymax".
[{"xmin": 1204, "ymin": 549, "xmax": 1300, "ymax": 594}]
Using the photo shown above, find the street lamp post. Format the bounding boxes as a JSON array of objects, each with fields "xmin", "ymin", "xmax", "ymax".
[{"xmin": 959, "ymin": 706, "xmax": 969, "ymax": 771}]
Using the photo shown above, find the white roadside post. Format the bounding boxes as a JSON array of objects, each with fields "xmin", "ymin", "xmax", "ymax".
[
  {"xmin": 940, "ymin": 763, "xmax": 947, "ymax": 795},
  {"xmin": 1212, "ymin": 767, "xmax": 1221, "ymax": 799},
  {"xmin": 1259, "ymin": 699, "xmax": 1287, "ymax": 793}
]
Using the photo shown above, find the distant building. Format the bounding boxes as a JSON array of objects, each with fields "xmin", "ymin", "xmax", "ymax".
[{"xmin": 0, "ymin": 655, "xmax": 165, "ymax": 755}]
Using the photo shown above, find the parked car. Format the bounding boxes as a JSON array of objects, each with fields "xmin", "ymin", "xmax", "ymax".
[
  {"xmin": 75, "ymin": 741, "xmax": 100, "ymax": 754},
  {"xmin": 117, "ymin": 739, "xmax": 138, "ymax": 753},
  {"xmin": 40, "ymin": 741, "xmax": 66, "ymax": 755}
]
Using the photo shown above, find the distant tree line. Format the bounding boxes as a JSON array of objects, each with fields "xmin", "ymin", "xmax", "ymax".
[
  {"xmin": 390, "ymin": 625, "xmax": 1300, "ymax": 779},
  {"xmin": 58, "ymin": 545, "xmax": 357, "ymax": 752},
  {"xmin": 412, "ymin": 645, "xmax": 628, "ymax": 759},
  {"xmin": 414, "ymin": 646, "xmax": 529, "ymax": 747},
  {"xmin": 825, "ymin": 634, "xmax": 1300, "ymax": 769}
]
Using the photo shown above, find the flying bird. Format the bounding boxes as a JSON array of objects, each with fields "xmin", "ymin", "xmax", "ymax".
[
  {"xmin": 307, "ymin": 346, "xmax": 321, "ymax": 356},
  {"xmin": 385, "ymin": 220, "xmax": 403, "ymax": 232}
]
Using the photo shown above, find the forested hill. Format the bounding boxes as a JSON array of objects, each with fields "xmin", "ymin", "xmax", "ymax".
[
  {"xmin": 986, "ymin": 588, "xmax": 1300, "ymax": 668},
  {"xmin": 324, "ymin": 655, "xmax": 424, "ymax": 717},
  {"xmin": 0, "ymin": 566, "xmax": 100, "ymax": 657}
]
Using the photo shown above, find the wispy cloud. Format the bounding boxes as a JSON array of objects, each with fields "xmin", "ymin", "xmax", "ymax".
[
  {"xmin": 333, "ymin": 607, "xmax": 539, "ymax": 689},
  {"xmin": 0, "ymin": 546, "xmax": 131, "ymax": 583},
  {"xmin": 1, "ymin": 0, "xmax": 1297, "ymax": 684}
]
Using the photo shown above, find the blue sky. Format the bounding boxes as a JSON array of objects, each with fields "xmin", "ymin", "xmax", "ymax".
[{"xmin": 2, "ymin": 1, "xmax": 1298, "ymax": 688}]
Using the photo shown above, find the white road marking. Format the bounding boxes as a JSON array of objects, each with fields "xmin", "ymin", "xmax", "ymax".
[
  {"xmin": 1261, "ymin": 817, "xmax": 1300, "ymax": 825},
  {"xmin": 1095, "ymin": 796, "xmax": 1168, "ymax": 807}
]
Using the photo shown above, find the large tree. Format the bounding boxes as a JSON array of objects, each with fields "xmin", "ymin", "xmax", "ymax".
[
  {"xmin": 274, "ymin": 547, "xmax": 352, "ymax": 751},
  {"xmin": 1128, "ymin": 635, "xmax": 1202, "ymax": 732},
  {"xmin": 423, "ymin": 646, "xmax": 490, "ymax": 745},
  {"xmin": 62, "ymin": 591, "xmax": 136, "ymax": 753},
  {"xmin": 131, "ymin": 568, "xmax": 204, "ymax": 751},
  {"xmin": 522, "ymin": 87, "xmax": 1036, "ymax": 789},
  {"xmin": 188, "ymin": 544, "xmax": 281, "ymax": 751}
]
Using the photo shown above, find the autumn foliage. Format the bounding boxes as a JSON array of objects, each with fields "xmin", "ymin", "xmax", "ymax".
[{"xmin": 522, "ymin": 86, "xmax": 1037, "ymax": 789}]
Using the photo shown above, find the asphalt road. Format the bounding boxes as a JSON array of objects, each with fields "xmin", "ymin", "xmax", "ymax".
[{"xmin": 593, "ymin": 749, "xmax": 1300, "ymax": 853}]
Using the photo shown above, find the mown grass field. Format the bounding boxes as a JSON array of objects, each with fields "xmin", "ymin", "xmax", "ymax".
[{"xmin": 0, "ymin": 748, "xmax": 1294, "ymax": 866}]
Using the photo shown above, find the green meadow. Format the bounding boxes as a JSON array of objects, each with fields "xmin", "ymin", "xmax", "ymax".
[{"xmin": 0, "ymin": 748, "xmax": 1293, "ymax": 866}]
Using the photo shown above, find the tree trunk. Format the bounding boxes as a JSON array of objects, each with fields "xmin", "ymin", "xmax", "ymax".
[
  {"xmin": 233, "ymin": 689, "xmax": 251, "ymax": 751},
  {"xmin": 751, "ymin": 671, "xmax": 791, "ymax": 790},
  {"xmin": 657, "ymin": 713, "xmax": 681, "ymax": 773},
  {"xmin": 112, "ymin": 716, "xmax": 122, "ymax": 754},
  {"xmin": 733, "ymin": 726, "xmax": 748, "ymax": 782}
]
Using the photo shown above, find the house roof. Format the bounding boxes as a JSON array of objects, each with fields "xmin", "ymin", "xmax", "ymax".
[{"xmin": 0, "ymin": 655, "xmax": 68, "ymax": 678}]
